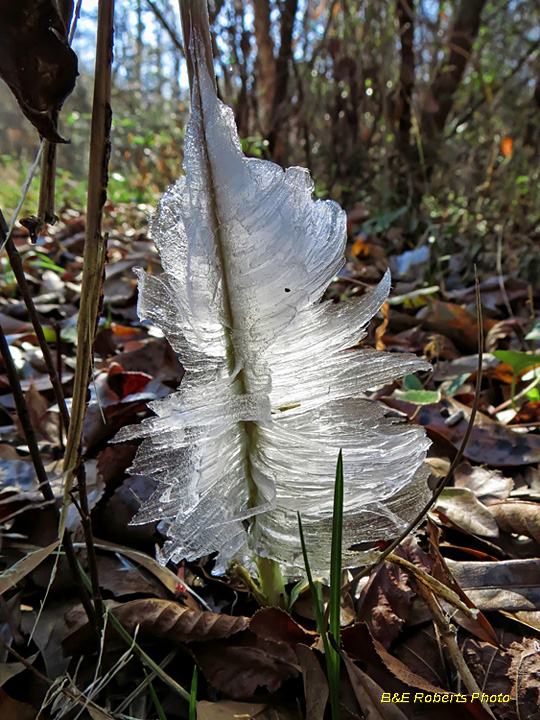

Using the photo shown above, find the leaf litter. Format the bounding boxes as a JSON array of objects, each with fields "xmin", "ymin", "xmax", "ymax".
[{"xmin": 1, "ymin": 116, "xmax": 540, "ymax": 720}]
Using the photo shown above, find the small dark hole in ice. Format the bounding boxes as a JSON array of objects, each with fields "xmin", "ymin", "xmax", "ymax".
[{"xmin": 284, "ymin": 288, "xmax": 291, "ymax": 293}]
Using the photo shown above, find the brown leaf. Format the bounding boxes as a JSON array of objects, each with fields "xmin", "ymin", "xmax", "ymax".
[
  {"xmin": 343, "ymin": 650, "xmax": 409, "ymax": 719},
  {"xmin": 417, "ymin": 301, "xmax": 496, "ymax": 352},
  {"xmin": 296, "ymin": 645, "xmax": 328, "ymax": 720},
  {"xmin": 446, "ymin": 558, "xmax": 540, "ymax": 612},
  {"xmin": 16, "ymin": 382, "xmax": 57, "ymax": 443},
  {"xmin": 427, "ymin": 520, "xmax": 499, "ymax": 647},
  {"xmin": 462, "ymin": 634, "xmax": 539, "ymax": 720},
  {"xmin": 194, "ymin": 629, "xmax": 300, "ymax": 699},
  {"xmin": 196, "ymin": 700, "xmax": 268, "ymax": 720},
  {"xmin": 0, "ymin": 689, "xmax": 37, "ymax": 720},
  {"xmin": 92, "ymin": 539, "xmax": 179, "ymax": 595},
  {"xmin": 112, "ymin": 598, "xmax": 248, "ymax": 641},
  {"xmin": 0, "ymin": 654, "xmax": 38, "ymax": 687},
  {"xmin": 94, "ymin": 555, "xmax": 170, "ymax": 599},
  {"xmin": 0, "ymin": 1, "xmax": 78, "ymax": 142},
  {"xmin": 342, "ymin": 623, "xmax": 490, "ymax": 719},
  {"xmin": 342, "ymin": 623, "xmax": 447, "ymax": 695},
  {"xmin": 196, "ymin": 700, "xmax": 297, "ymax": 720},
  {"xmin": 454, "ymin": 462, "xmax": 514, "ymax": 504},
  {"xmin": 382, "ymin": 396, "xmax": 540, "ymax": 466},
  {"xmin": 21, "ymin": 605, "xmax": 70, "ymax": 678},
  {"xmin": 63, "ymin": 598, "xmax": 248, "ymax": 655},
  {"xmin": 357, "ymin": 539, "xmax": 432, "ymax": 648},
  {"xmin": 433, "ymin": 488, "xmax": 500, "ymax": 537},
  {"xmin": 0, "ymin": 541, "xmax": 59, "ymax": 596},
  {"xmin": 509, "ymin": 401, "xmax": 540, "ymax": 425},
  {"xmin": 357, "ymin": 557, "xmax": 415, "ymax": 648},
  {"xmin": 249, "ymin": 607, "xmax": 316, "ymax": 648},
  {"xmin": 487, "ymin": 501, "xmax": 540, "ymax": 543},
  {"xmin": 508, "ymin": 638, "xmax": 540, "ymax": 720}
]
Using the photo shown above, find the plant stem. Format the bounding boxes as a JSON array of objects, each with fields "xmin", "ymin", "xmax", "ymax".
[
  {"xmin": 256, "ymin": 555, "xmax": 288, "ymax": 608},
  {"xmin": 0, "ymin": 324, "xmax": 98, "ymax": 637},
  {"xmin": 63, "ymin": 0, "xmax": 114, "ymax": 518}
]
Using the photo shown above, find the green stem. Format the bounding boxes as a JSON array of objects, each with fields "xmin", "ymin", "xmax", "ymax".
[{"xmin": 257, "ymin": 556, "xmax": 288, "ymax": 608}]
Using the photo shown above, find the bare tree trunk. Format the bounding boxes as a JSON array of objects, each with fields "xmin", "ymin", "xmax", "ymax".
[
  {"xmin": 421, "ymin": 0, "xmax": 486, "ymax": 140},
  {"xmin": 268, "ymin": 0, "xmax": 298, "ymax": 162},
  {"xmin": 395, "ymin": 0, "xmax": 415, "ymax": 202},
  {"xmin": 411, "ymin": 0, "xmax": 486, "ymax": 197},
  {"xmin": 253, "ymin": 0, "xmax": 276, "ymax": 136}
]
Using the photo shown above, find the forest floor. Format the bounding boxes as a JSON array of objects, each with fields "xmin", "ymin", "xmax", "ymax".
[{"xmin": 1, "ymin": 202, "xmax": 540, "ymax": 720}]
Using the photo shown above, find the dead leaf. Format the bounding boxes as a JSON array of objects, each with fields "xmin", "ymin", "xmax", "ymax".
[
  {"xmin": 63, "ymin": 598, "xmax": 248, "ymax": 655},
  {"xmin": 20, "ymin": 606, "xmax": 69, "ymax": 678},
  {"xmin": 462, "ymin": 634, "xmax": 540, "ymax": 720},
  {"xmin": 342, "ymin": 622, "xmax": 447, "ymax": 695},
  {"xmin": 357, "ymin": 556, "xmax": 416, "ymax": 648},
  {"xmin": 94, "ymin": 554, "xmax": 170, "ymax": 599},
  {"xmin": 342, "ymin": 623, "xmax": 491, "ymax": 718},
  {"xmin": 0, "ymin": 541, "xmax": 59, "ymax": 595},
  {"xmin": 357, "ymin": 539, "xmax": 432, "ymax": 648},
  {"xmin": 427, "ymin": 520, "xmax": 499, "ymax": 647},
  {"xmin": 487, "ymin": 501, "xmax": 540, "ymax": 543},
  {"xmin": 110, "ymin": 598, "xmax": 248, "ymax": 641},
  {"xmin": 343, "ymin": 650, "xmax": 409, "ymax": 719},
  {"xmin": 0, "ymin": 688, "xmax": 37, "ymax": 720},
  {"xmin": 376, "ymin": 302, "xmax": 390, "ymax": 350},
  {"xmin": 433, "ymin": 488, "xmax": 500, "ymax": 537},
  {"xmin": 197, "ymin": 700, "xmax": 268, "ymax": 720},
  {"xmin": 454, "ymin": 462, "xmax": 514, "ymax": 504},
  {"xmin": 508, "ymin": 401, "xmax": 540, "ymax": 425},
  {"xmin": 417, "ymin": 301, "xmax": 496, "ymax": 352},
  {"xmin": 508, "ymin": 638, "xmax": 540, "ymax": 720},
  {"xmin": 249, "ymin": 607, "xmax": 315, "ymax": 647},
  {"xmin": 296, "ymin": 645, "xmax": 328, "ymax": 720},
  {"xmin": 91, "ymin": 538, "xmax": 179, "ymax": 595},
  {"xmin": 382, "ymin": 396, "xmax": 540, "ymax": 466},
  {"xmin": 194, "ymin": 629, "xmax": 300, "ymax": 699},
  {"xmin": 0, "ymin": 1, "xmax": 78, "ymax": 142},
  {"xmin": 0, "ymin": 653, "xmax": 38, "ymax": 687},
  {"xmin": 15, "ymin": 382, "xmax": 57, "ymax": 443},
  {"xmin": 87, "ymin": 706, "xmax": 116, "ymax": 720},
  {"xmin": 446, "ymin": 558, "xmax": 540, "ymax": 611}
]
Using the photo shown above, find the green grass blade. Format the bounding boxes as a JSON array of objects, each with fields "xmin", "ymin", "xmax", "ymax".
[
  {"xmin": 297, "ymin": 512, "xmax": 326, "ymax": 637},
  {"xmin": 189, "ymin": 664, "xmax": 198, "ymax": 720},
  {"xmin": 329, "ymin": 449, "xmax": 344, "ymax": 648},
  {"xmin": 298, "ymin": 508, "xmax": 340, "ymax": 720},
  {"xmin": 328, "ymin": 449, "xmax": 344, "ymax": 719},
  {"xmin": 145, "ymin": 670, "xmax": 168, "ymax": 720}
]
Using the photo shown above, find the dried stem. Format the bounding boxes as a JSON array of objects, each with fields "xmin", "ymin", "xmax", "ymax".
[
  {"xmin": 38, "ymin": 140, "xmax": 58, "ymax": 224},
  {"xmin": 62, "ymin": 0, "xmax": 114, "ymax": 630},
  {"xmin": 410, "ymin": 576, "xmax": 496, "ymax": 718},
  {"xmin": 0, "ymin": 637, "xmax": 113, "ymax": 717},
  {"xmin": 0, "ymin": 324, "xmax": 97, "ymax": 636},
  {"xmin": 0, "ymin": 210, "xmax": 70, "ymax": 434}
]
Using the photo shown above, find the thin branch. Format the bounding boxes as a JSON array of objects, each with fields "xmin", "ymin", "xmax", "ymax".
[
  {"xmin": 447, "ymin": 37, "xmax": 540, "ymax": 139},
  {"xmin": 0, "ymin": 211, "xmax": 70, "ymax": 433},
  {"xmin": 0, "ymin": 637, "xmax": 114, "ymax": 718},
  {"xmin": 0, "ymin": 324, "xmax": 97, "ymax": 635},
  {"xmin": 145, "ymin": 0, "xmax": 185, "ymax": 56},
  {"xmin": 62, "ymin": 0, "xmax": 115, "ymax": 630},
  {"xmin": 345, "ymin": 267, "xmax": 484, "ymax": 593},
  {"xmin": 410, "ymin": 577, "xmax": 496, "ymax": 718}
]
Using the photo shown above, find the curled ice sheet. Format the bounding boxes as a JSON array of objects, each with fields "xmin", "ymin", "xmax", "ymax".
[{"xmin": 116, "ymin": 41, "xmax": 431, "ymax": 576}]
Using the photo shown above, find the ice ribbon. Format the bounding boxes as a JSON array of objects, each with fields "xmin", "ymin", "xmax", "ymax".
[{"xmin": 116, "ymin": 38, "xmax": 431, "ymax": 576}]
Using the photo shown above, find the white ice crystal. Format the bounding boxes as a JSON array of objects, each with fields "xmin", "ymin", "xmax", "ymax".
[{"xmin": 116, "ymin": 40, "xmax": 431, "ymax": 576}]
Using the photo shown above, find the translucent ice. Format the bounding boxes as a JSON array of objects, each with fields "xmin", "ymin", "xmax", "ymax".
[{"xmin": 116, "ymin": 40, "xmax": 431, "ymax": 576}]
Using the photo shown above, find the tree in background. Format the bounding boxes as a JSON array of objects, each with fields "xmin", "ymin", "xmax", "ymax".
[{"xmin": 1, "ymin": 0, "xmax": 539, "ymax": 282}]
